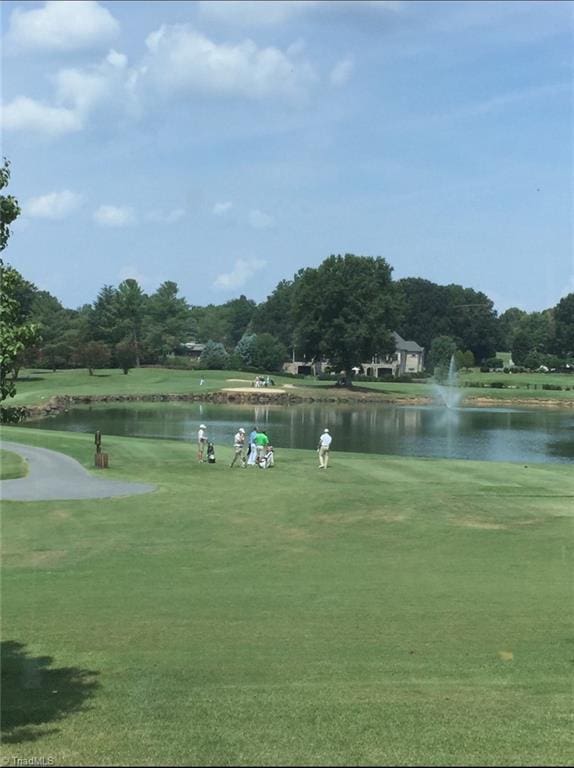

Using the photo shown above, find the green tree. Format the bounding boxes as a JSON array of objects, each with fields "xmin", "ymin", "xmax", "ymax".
[
  {"xmin": 0, "ymin": 159, "xmax": 21, "ymax": 253},
  {"xmin": 225, "ymin": 295, "xmax": 257, "ymax": 347},
  {"xmin": 115, "ymin": 339, "xmax": 137, "ymax": 374},
  {"xmin": 200, "ymin": 340, "xmax": 229, "ymax": 369},
  {"xmin": 145, "ymin": 281, "xmax": 194, "ymax": 362},
  {"xmin": 292, "ymin": 254, "xmax": 399, "ymax": 385},
  {"xmin": 41, "ymin": 340, "xmax": 75, "ymax": 372},
  {"xmin": 462, "ymin": 350, "xmax": 475, "ymax": 370},
  {"xmin": 395, "ymin": 278, "xmax": 448, "ymax": 351},
  {"xmin": 444, "ymin": 285, "xmax": 499, "ymax": 362},
  {"xmin": 553, "ymin": 293, "xmax": 574, "ymax": 356},
  {"xmin": 251, "ymin": 280, "xmax": 295, "ymax": 351},
  {"xmin": 78, "ymin": 341, "xmax": 111, "ymax": 375},
  {"xmin": 396, "ymin": 278, "xmax": 499, "ymax": 361},
  {"xmin": 0, "ymin": 161, "xmax": 40, "ymax": 408},
  {"xmin": 115, "ymin": 279, "xmax": 147, "ymax": 366},
  {"xmin": 0, "ymin": 264, "xmax": 40, "ymax": 402},
  {"xmin": 511, "ymin": 310, "xmax": 554, "ymax": 365},
  {"xmin": 28, "ymin": 290, "xmax": 79, "ymax": 369},
  {"xmin": 497, "ymin": 307, "xmax": 527, "ymax": 351},
  {"xmin": 190, "ymin": 304, "xmax": 229, "ymax": 344},
  {"xmin": 89, "ymin": 285, "xmax": 120, "ymax": 346},
  {"xmin": 428, "ymin": 335, "xmax": 457, "ymax": 379},
  {"xmin": 251, "ymin": 333, "xmax": 288, "ymax": 372},
  {"xmin": 235, "ymin": 333, "xmax": 257, "ymax": 367}
]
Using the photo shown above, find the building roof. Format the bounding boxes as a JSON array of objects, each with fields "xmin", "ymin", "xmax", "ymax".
[
  {"xmin": 182, "ymin": 342, "xmax": 206, "ymax": 352},
  {"xmin": 392, "ymin": 331, "xmax": 424, "ymax": 353}
]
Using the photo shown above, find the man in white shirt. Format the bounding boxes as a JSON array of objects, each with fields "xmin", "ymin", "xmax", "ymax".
[
  {"xmin": 230, "ymin": 427, "xmax": 247, "ymax": 468},
  {"xmin": 197, "ymin": 424, "xmax": 208, "ymax": 463},
  {"xmin": 318, "ymin": 428, "xmax": 332, "ymax": 469}
]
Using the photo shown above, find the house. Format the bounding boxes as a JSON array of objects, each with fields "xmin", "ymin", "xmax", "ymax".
[
  {"xmin": 181, "ymin": 342, "xmax": 206, "ymax": 359},
  {"xmin": 495, "ymin": 351, "xmax": 515, "ymax": 368},
  {"xmin": 362, "ymin": 332, "xmax": 424, "ymax": 378},
  {"xmin": 282, "ymin": 331, "xmax": 424, "ymax": 378}
]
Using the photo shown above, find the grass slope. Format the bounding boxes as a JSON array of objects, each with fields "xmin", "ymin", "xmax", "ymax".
[
  {"xmin": 1, "ymin": 426, "xmax": 573, "ymax": 765},
  {"xmin": 0, "ymin": 449, "xmax": 28, "ymax": 480}
]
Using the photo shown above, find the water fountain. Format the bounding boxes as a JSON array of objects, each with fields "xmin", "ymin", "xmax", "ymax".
[{"xmin": 433, "ymin": 354, "xmax": 464, "ymax": 409}]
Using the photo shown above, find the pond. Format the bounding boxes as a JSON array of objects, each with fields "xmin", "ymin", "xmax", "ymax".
[{"xmin": 20, "ymin": 401, "xmax": 574, "ymax": 464}]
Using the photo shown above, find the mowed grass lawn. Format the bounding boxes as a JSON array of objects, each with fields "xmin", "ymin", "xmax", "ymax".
[
  {"xmin": 1, "ymin": 426, "xmax": 573, "ymax": 766},
  {"xmin": 8, "ymin": 366, "xmax": 574, "ymax": 407}
]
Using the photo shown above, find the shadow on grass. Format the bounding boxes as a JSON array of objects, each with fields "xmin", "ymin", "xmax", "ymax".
[{"xmin": 1, "ymin": 641, "xmax": 99, "ymax": 744}]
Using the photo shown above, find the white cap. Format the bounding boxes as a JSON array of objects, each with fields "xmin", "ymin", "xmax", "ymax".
[
  {"xmin": 200, "ymin": 424, "xmax": 206, "ymax": 429},
  {"xmin": 324, "ymin": 428, "xmax": 329, "ymax": 433},
  {"xmin": 239, "ymin": 428, "xmax": 245, "ymax": 433}
]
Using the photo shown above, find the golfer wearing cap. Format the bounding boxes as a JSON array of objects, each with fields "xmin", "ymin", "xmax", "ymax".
[
  {"xmin": 318, "ymin": 428, "xmax": 332, "ymax": 469},
  {"xmin": 230, "ymin": 427, "xmax": 247, "ymax": 468},
  {"xmin": 197, "ymin": 424, "xmax": 208, "ymax": 463}
]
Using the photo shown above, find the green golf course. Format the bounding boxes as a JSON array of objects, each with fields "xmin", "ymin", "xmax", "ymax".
[
  {"xmin": 5, "ymin": 366, "xmax": 574, "ymax": 409},
  {"xmin": 1, "ymin": 421, "xmax": 572, "ymax": 766}
]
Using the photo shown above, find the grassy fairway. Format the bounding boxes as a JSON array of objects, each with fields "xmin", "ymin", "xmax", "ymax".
[
  {"xmin": 1, "ymin": 426, "xmax": 573, "ymax": 766},
  {"xmin": 8, "ymin": 367, "xmax": 574, "ymax": 408}
]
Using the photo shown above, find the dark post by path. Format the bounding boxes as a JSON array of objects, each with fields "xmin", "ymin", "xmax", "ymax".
[{"xmin": 94, "ymin": 430, "xmax": 109, "ymax": 468}]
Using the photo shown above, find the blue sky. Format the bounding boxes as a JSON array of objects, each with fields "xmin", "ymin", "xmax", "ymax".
[{"xmin": 2, "ymin": 0, "xmax": 572, "ymax": 313}]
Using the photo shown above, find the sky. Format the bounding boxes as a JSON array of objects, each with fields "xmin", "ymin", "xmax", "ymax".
[{"xmin": 1, "ymin": 0, "xmax": 573, "ymax": 314}]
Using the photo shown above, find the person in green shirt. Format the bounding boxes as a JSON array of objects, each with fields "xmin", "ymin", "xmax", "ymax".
[{"xmin": 254, "ymin": 429, "xmax": 270, "ymax": 466}]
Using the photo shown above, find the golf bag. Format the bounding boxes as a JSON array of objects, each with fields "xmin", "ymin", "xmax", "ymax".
[
  {"xmin": 206, "ymin": 442, "xmax": 216, "ymax": 464},
  {"xmin": 258, "ymin": 446, "xmax": 274, "ymax": 469}
]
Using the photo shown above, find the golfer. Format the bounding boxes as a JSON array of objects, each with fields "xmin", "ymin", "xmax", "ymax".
[
  {"xmin": 254, "ymin": 429, "xmax": 270, "ymax": 465},
  {"xmin": 197, "ymin": 423, "xmax": 208, "ymax": 463},
  {"xmin": 317, "ymin": 428, "xmax": 332, "ymax": 469},
  {"xmin": 230, "ymin": 427, "xmax": 247, "ymax": 468}
]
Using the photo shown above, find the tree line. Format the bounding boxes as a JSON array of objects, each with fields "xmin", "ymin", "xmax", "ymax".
[{"xmin": 2, "ymin": 158, "xmax": 573, "ymax": 399}]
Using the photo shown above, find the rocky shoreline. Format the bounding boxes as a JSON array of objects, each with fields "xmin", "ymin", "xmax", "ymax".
[{"xmin": 15, "ymin": 388, "xmax": 574, "ymax": 421}]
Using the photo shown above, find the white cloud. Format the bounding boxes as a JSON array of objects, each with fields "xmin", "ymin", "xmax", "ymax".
[
  {"xmin": 54, "ymin": 49, "xmax": 135, "ymax": 114},
  {"xmin": 214, "ymin": 257, "xmax": 266, "ymax": 290},
  {"xmin": 330, "ymin": 57, "xmax": 354, "ymax": 87},
  {"xmin": 141, "ymin": 24, "xmax": 318, "ymax": 103},
  {"xmin": 7, "ymin": 0, "xmax": 120, "ymax": 53},
  {"xmin": 26, "ymin": 190, "xmax": 83, "ymax": 219},
  {"xmin": 55, "ymin": 67, "xmax": 112, "ymax": 115},
  {"xmin": 248, "ymin": 209, "xmax": 275, "ymax": 230},
  {"xmin": 2, "ymin": 48, "xmax": 135, "ymax": 137},
  {"xmin": 93, "ymin": 205, "xmax": 136, "ymax": 227},
  {"xmin": 106, "ymin": 49, "xmax": 127, "ymax": 69},
  {"xmin": 1, "ymin": 96, "xmax": 83, "ymax": 135},
  {"xmin": 213, "ymin": 201, "xmax": 233, "ymax": 216}
]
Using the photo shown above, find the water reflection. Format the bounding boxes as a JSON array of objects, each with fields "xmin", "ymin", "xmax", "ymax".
[{"xmin": 19, "ymin": 402, "xmax": 574, "ymax": 464}]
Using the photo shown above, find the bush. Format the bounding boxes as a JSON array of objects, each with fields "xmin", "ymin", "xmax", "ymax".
[{"xmin": 0, "ymin": 406, "xmax": 28, "ymax": 424}]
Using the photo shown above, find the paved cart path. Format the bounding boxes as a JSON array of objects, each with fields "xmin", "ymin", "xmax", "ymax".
[{"xmin": 0, "ymin": 441, "xmax": 156, "ymax": 501}]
